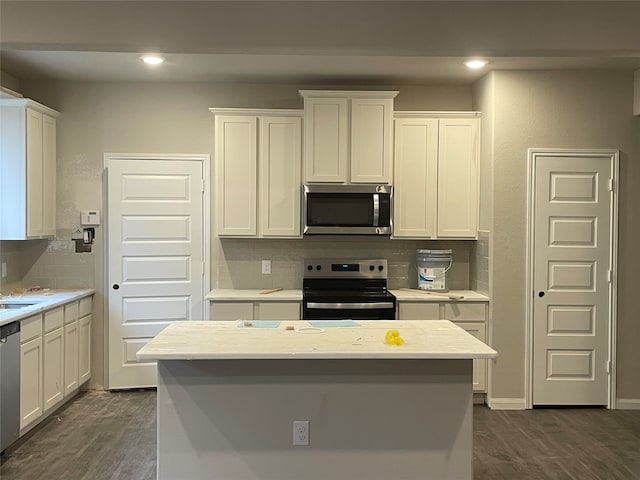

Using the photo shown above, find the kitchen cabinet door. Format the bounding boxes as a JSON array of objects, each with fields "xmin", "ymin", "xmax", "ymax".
[
  {"xmin": 79, "ymin": 314, "xmax": 92, "ymax": 385},
  {"xmin": 393, "ymin": 118, "xmax": 438, "ymax": 238},
  {"xmin": 257, "ymin": 302, "xmax": 300, "ymax": 320},
  {"xmin": 0, "ymin": 99, "xmax": 59, "ymax": 239},
  {"xmin": 397, "ymin": 302, "xmax": 441, "ymax": 320},
  {"xmin": 350, "ymin": 97, "xmax": 394, "ymax": 184},
  {"xmin": 216, "ymin": 115, "xmax": 257, "ymax": 236},
  {"xmin": 437, "ymin": 118, "xmax": 479, "ymax": 238},
  {"xmin": 20, "ymin": 336, "xmax": 43, "ymax": 430},
  {"xmin": 259, "ymin": 116, "xmax": 301, "ymax": 237},
  {"xmin": 302, "ymin": 96, "xmax": 348, "ymax": 183},
  {"xmin": 43, "ymin": 326, "xmax": 64, "ymax": 412},
  {"xmin": 211, "ymin": 302, "xmax": 254, "ymax": 321},
  {"xmin": 64, "ymin": 321, "xmax": 79, "ymax": 396},
  {"xmin": 455, "ymin": 322, "xmax": 487, "ymax": 393}
]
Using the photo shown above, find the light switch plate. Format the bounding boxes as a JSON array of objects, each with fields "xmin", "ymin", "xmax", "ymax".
[{"xmin": 262, "ymin": 260, "xmax": 271, "ymax": 275}]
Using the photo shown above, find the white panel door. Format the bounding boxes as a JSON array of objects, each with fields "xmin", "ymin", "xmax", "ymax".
[
  {"xmin": 108, "ymin": 155, "xmax": 205, "ymax": 389},
  {"xmin": 436, "ymin": 119, "xmax": 479, "ymax": 238},
  {"xmin": 393, "ymin": 118, "xmax": 438, "ymax": 238},
  {"xmin": 533, "ymin": 153, "xmax": 615, "ymax": 405},
  {"xmin": 350, "ymin": 98, "xmax": 393, "ymax": 184},
  {"xmin": 259, "ymin": 116, "xmax": 301, "ymax": 237}
]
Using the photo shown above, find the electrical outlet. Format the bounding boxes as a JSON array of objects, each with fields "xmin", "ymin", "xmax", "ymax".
[
  {"xmin": 1, "ymin": 262, "xmax": 6, "ymax": 278},
  {"xmin": 293, "ymin": 420, "xmax": 309, "ymax": 446},
  {"xmin": 261, "ymin": 260, "xmax": 271, "ymax": 275}
]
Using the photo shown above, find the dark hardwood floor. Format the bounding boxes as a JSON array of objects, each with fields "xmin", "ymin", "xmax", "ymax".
[{"xmin": 1, "ymin": 390, "xmax": 639, "ymax": 479}]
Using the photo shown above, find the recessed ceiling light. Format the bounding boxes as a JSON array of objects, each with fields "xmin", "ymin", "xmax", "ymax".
[
  {"xmin": 141, "ymin": 55, "xmax": 164, "ymax": 65},
  {"xmin": 465, "ymin": 59, "xmax": 488, "ymax": 69}
]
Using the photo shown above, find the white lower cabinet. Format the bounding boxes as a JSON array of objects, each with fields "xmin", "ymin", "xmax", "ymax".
[
  {"xmin": 79, "ymin": 314, "xmax": 92, "ymax": 385},
  {"xmin": 20, "ymin": 333, "xmax": 43, "ymax": 430},
  {"xmin": 19, "ymin": 295, "xmax": 93, "ymax": 434},
  {"xmin": 64, "ymin": 321, "xmax": 79, "ymax": 395},
  {"xmin": 398, "ymin": 301, "xmax": 488, "ymax": 393},
  {"xmin": 211, "ymin": 302, "xmax": 301, "ymax": 321},
  {"xmin": 43, "ymin": 327, "xmax": 64, "ymax": 412}
]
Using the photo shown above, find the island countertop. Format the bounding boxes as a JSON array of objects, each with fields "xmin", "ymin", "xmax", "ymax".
[{"xmin": 137, "ymin": 320, "xmax": 497, "ymax": 361}]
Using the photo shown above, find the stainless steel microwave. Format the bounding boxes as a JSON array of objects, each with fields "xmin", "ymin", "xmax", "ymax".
[{"xmin": 303, "ymin": 184, "xmax": 392, "ymax": 235}]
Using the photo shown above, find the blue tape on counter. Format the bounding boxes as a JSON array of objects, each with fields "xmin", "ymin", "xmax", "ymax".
[
  {"xmin": 237, "ymin": 320, "xmax": 281, "ymax": 328},
  {"xmin": 308, "ymin": 320, "xmax": 361, "ymax": 327}
]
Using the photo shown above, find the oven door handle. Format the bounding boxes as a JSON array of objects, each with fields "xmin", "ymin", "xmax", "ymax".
[{"xmin": 306, "ymin": 302, "xmax": 395, "ymax": 310}]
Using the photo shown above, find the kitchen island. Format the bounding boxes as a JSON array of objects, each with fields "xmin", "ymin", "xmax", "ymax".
[{"xmin": 137, "ymin": 320, "xmax": 497, "ymax": 480}]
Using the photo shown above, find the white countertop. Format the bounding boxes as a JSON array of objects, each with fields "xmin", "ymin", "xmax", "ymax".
[
  {"xmin": 390, "ymin": 289, "xmax": 489, "ymax": 302},
  {"xmin": 137, "ymin": 320, "xmax": 497, "ymax": 361},
  {"xmin": 0, "ymin": 289, "xmax": 95, "ymax": 327},
  {"xmin": 206, "ymin": 288, "xmax": 487, "ymax": 302},
  {"xmin": 206, "ymin": 289, "xmax": 302, "ymax": 301}
]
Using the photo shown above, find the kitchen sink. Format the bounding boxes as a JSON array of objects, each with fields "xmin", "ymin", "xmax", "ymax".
[{"xmin": 0, "ymin": 303, "xmax": 37, "ymax": 310}]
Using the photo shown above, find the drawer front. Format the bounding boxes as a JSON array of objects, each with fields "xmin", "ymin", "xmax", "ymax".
[
  {"xmin": 258, "ymin": 302, "xmax": 300, "ymax": 320},
  {"xmin": 44, "ymin": 306, "xmax": 64, "ymax": 333},
  {"xmin": 79, "ymin": 296, "xmax": 93, "ymax": 318},
  {"xmin": 211, "ymin": 302, "xmax": 254, "ymax": 321},
  {"xmin": 20, "ymin": 313, "xmax": 43, "ymax": 344},
  {"xmin": 64, "ymin": 301, "xmax": 79, "ymax": 324},
  {"xmin": 443, "ymin": 303, "xmax": 486, "ymax": 322},
  {"xmin": 397, "ymin": 302, "xmax": 441, "ymax": 320}
]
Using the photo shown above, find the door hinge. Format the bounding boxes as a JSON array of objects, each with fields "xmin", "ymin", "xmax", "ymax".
[
  {"xmin": 606, "ymin": 360, "xmax": 611, "ymax": 374},
  {"xmin": 608, "ymin": 269, "xmax": 613, "ymax": 283},
  {"xmin": 201, "ymin": 179, "xmax": 205, "ymax": 193},
  {"xmin": 608, "ymin": 178, "xmax": 614, "ymax": 192}
]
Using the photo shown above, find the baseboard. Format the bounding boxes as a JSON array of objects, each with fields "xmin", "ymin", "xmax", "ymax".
[
  {"xmin": 616, "ymin": 398, "xmax": 640, "ymax": 410},
  {"xmin": 487, "ymin": 397, "xmax": 527, "ymax": 410}
]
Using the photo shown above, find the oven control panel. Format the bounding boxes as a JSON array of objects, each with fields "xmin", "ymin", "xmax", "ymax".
[{"xmin": 303, "ymin": 259, "xmax": 388, "ymax": 279}]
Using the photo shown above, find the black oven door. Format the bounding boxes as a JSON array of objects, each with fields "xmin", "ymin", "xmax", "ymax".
[{"xmin": 303, "ymin": 300, "xmax": 396, "ymax": 320}]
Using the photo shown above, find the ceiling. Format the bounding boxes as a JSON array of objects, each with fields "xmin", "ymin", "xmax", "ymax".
[{"xmin": 2, "ymin": 1, "xmax": 640, "ymax": 85}]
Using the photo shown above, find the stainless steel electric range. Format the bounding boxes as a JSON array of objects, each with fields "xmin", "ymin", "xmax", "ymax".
[{"xmin": 302, "ymin": 259, "xmax": 396, "ymax": 320}]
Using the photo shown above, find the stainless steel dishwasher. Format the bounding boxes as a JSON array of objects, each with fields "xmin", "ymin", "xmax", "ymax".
[{"xmin": 1, "ymin": 321, "xmax": 21, "ymax": 454}]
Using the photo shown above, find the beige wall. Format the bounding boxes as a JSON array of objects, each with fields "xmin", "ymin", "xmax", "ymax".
[
  {"xmin": 15, "ymin": 80, "xmax": 472, "ymax": 389},
  {"xmin": 484, "ymin": 70, "xmax": 640, "ymax": 401}
]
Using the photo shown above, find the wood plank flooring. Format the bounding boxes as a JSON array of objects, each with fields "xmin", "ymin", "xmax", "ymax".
[{"xmin": 1, "ymin": 390, "xmax": 639, "ymax": 479}]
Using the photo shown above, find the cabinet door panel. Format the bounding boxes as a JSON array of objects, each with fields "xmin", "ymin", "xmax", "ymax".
[
  {"xmin": 216, "ymin": 115, "xmax": 257, "ymax": 236},
  {"xmin": 455, "ymin": 321, "xmax": 487, "ymax": 392},
  {"xmin": 20, "ymin": 336, "xmax": 43, "ymax": 430},
  {"xmin": 350, "ymin": 98, "xmax": 393, "ymax": 184},
  {"xmin": 397, "ymin": 302, "xmax": 441, "ymax": 320},
  {"xmin": 393, "ymin": 118, "xmax": 438, "ymax": 237},
  {"xmin": 43, "ymin": 327, "xmax": 64, "ymax": 412},
  {"xmin": 437, "ymin": 119, "xmax": 479, "ymax": 238},
  {"xmin": 258, "ymin": 302, "xmax": 300, "ymax": 320},
  {"xmin": 79, "ymin": 315, "xmax": 92, "ymax": 385},
  {"xmin": 64, "ymin": 321, "xmax": 79, "ymax": 395},
  {"xmin": 42, "ymin": 114, "xmax": 57, "ymax": 236},
  {"xmin": 303, "ymin": 97, "xmax": 348, "ymax": 183},
  {"xmin": 26, "ymin": 108, "xmax": 43, "ymax": 237},
  {"xmin": 259, "ymin": 116, "xmax": 301, "ymax": 237}
]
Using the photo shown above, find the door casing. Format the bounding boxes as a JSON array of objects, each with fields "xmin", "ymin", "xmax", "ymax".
[{"xmin": 525, "ymin": 148, "xmax": 618, "ymax": 409}]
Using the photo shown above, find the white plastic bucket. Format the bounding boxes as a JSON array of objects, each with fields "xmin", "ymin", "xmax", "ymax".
[{"xmin": 416, "ymin": 249, "xmax": 452, "ymax": 292}]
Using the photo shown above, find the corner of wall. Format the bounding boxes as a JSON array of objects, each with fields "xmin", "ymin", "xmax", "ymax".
[{"xmin": 634, "ymin": 69, "xmax": 640, "ymax": 116}]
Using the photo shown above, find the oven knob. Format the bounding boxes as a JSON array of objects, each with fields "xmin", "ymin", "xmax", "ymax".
[
  {"xmin": 378, "ymin": 265, "xmax": 384, "ymax": 271},
  {"xmin": 316, "ymin": 265, "xmax": 322, "ymax": 271},
  {"xmin": 369, "ymin": 265, "xmax": 375, "ymax": 271},
  {"xmin": 307, "ymin": 265, "xmax": 313, "ymax": 271}
]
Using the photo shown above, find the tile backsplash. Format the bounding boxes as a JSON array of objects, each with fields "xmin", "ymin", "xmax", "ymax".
[{"xmin": 216, "ymin": 237, "xmax": 474, "ymax": 290}]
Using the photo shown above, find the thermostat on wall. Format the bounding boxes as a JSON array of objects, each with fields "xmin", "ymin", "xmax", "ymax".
[{"xmin": 80, "ymin": 210, "xmax": 101, "ymax": 226}]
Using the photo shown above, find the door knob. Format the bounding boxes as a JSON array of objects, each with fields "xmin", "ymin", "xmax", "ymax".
[
  {"xmin": 112, "ymin": 284, "xmax": 120, "ymax": 290},
  {"xmin": 538, "ymin": 291, "xmax": 545, "ymax": 298}
]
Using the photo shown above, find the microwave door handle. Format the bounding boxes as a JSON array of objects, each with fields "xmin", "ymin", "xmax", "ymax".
[{"xmin": 373, "ymin": 194, "xmax": 380, "ymax": 226}]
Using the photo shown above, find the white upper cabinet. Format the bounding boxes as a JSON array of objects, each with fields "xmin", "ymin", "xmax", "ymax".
[
  {"xmin": 1, "ymin": 99, "xmax": 59, "ymax": 239},
  {"xmin": 393, "ymin": 114, "xmax": 480, "ymax": 239},
  {"xmin": 300, "ymin": 91, "xmax": 397, "ymax": 184},
  {"xmin": 213, "ymin": 109, "xmax": 302, "ymax": 238}
]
